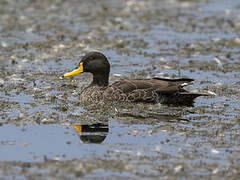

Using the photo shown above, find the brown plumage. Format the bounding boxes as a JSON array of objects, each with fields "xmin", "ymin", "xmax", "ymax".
[{"xmin": 64, "ymin": 52, "xmax": 207, "ymax": 106}]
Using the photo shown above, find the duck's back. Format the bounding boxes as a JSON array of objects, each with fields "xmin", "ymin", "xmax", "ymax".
[{"xmin": 80, "ymin": 78, "xmax": 206, "ymax": 105}]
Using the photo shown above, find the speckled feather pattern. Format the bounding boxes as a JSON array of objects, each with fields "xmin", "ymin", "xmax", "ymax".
[{"xmin": 79, "ymin": 78, "xmax": 204, "ymax": 105}]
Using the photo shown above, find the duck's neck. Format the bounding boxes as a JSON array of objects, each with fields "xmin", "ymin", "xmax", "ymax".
[{"xmin": 91, "ymin": 73, "xmax": 109, "ymax": 87}]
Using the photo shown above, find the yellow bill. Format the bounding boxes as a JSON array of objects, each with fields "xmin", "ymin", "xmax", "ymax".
[
  {"xmin": 64, "ymin": 62, "xmax": 83, "ymax": 77},
  {"xmin": 73, "ymin": 124, "xmax": 82, "ymax": 133}
]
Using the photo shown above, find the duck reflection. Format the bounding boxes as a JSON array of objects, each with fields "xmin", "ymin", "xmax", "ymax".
[{"xmin": 73, "ymin": 123, "xmax": 109, "ymax": 144}]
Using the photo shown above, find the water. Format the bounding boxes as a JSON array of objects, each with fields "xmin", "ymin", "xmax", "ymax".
[
  {"xmin": 0, "ymin": 120, "xmax": 180, "ymax": 162},
  {"xmin": 0, "ymin": 0, "xmax": 240, "ymax": 179}
]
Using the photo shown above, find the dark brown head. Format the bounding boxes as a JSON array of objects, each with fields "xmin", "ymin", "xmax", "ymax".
[{"xmin": 64, "ymin": 52, "xmax": 110, "ymax": 86}]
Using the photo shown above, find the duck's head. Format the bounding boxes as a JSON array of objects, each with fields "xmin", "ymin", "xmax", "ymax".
[{"xmin": 64, "ymin": 52, "xmax": 110, "ymax": 86}]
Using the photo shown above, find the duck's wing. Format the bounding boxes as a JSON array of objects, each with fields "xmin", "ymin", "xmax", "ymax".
[
  {"xmin": 104, "ymin": 78, "xmax": 195, "ymax": 102},
  {"xmin": 109, "ymin": 78, "xmax": 194, "ymax": 94}
]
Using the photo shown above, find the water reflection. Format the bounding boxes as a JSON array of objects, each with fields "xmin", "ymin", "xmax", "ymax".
[
  {"xmin": 73, "ymin": 123, "xmax": 109, "ymax": 144},
  {"xmin": 72, "ymin": 112, "xmax": 188, "ymax": 144}
]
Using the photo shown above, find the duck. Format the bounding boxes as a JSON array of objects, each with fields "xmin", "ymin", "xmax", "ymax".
[{"xmin": 64, "ymin": 51, "xmax": 207, "ymax": 105}]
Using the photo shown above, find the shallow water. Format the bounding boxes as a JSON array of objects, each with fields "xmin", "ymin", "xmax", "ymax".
[
  {"xmin": 0, "ymin": 120, "xmax": 184, "ymax": 162},
  {"xmin": 0, "ymin": 0, "xmax": 240, "ymax": 179}
]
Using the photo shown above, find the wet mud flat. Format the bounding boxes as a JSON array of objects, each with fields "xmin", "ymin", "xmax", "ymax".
[{"xmin": 0, "ymin": 0, "xmax": 240, "ymax": 179}]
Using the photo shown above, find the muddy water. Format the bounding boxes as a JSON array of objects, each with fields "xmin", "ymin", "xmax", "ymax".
[{"xmin": 0, "ymin": 0, "xmax": 240, "ymax": 179}]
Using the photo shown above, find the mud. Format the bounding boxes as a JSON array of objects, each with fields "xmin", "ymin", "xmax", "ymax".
[{"xmin": 0, "ymin": 0, "xmax": 240, "ymax": 179}]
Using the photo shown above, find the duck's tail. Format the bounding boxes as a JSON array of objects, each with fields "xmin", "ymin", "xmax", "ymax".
[
  {"xmin": 184, "ymin": 91, "xmax": 214, "ymax": 105},
  {"xmin": 161, "ymin": 91, "xmax": 211, "ymax": 106}
]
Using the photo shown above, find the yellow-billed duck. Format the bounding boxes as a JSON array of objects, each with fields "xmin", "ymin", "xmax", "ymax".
[{"xmin": 64, "ymin": 52, "xmax": 207, "ymax": 105}]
